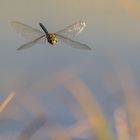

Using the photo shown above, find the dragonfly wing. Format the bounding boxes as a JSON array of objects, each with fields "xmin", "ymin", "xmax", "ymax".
[
  {"xmin": 56, "ymin": 34, "xmax": 91, "ymax": 50},
  {"xmin": 17, "ymin": 35, "xmax": 45, "ymax": 51},
  {"xmin": 11, "ymin": 21, "xmax": 45, "ymax": 40},
  {"xmin": 56, "ymin": 21, "xmax": 86, "ymax": 39}
]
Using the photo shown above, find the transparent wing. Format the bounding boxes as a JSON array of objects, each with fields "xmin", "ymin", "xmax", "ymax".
[
  {"xmin": 11, "ymin": 21, "xmax": 44, "ymax": 40},
  {"xmin": 56, "ymin": 21, "xmax": 86, "ymax": 39},
  {"xmin": 17, "ymin": 35, "xmax": 46, "ymax": 51},
  {"xmin": 56, "ymin": 34, "xmax": 91, "ymax": 50}
]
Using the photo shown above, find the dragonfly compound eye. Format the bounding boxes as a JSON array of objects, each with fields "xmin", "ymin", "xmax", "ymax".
[{"xmin": 51, "ymin": 39, "xmax": 57, "ymax": 44}]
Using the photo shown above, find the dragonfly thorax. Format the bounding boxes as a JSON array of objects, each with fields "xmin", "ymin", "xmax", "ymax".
[{"xmin": 47, "ymin": 33, "xmax": 57, "ymax": 45}]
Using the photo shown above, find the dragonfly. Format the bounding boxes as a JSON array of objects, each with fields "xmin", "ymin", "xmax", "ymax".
[{"xmin": 11, "ymin": 21, "xmax": 91, "ymax": 51}]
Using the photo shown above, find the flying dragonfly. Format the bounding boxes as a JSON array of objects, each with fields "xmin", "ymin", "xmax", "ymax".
[{"xmin": 11, "ymin": 21, "xmax": 91, "ymax": 51}]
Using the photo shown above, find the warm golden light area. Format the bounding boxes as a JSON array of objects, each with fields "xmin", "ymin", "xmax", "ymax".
[
  {"xmin": 0, "ymin": 92, "xmax": 15, "ymax": 113},
  {"xmin": 120, "ymin": 0, "xmax": 140, "ymax": 19}
]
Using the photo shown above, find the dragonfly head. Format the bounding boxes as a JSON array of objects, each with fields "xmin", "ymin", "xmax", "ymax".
[
  {"xmin": 48, "ymin": 33, "xmax": 57, "ymax": 45},
  {"xmin": 51, "ymin": 40, "xmax": 57, "ymax": 45}
]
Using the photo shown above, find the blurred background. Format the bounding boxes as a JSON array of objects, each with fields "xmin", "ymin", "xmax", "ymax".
[{"xmin": 0, "ymin": 0, "xmax": 140, "ymax": 139}]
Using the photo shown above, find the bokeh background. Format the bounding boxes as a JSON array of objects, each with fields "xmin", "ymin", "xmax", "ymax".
[{"xmin": 1, "ymin": 0, "xmax": 140, "ymax": 139}]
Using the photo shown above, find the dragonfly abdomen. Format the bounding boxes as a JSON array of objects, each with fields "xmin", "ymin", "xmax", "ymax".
[{"xmin": 39, "ymin": 23, "xmax": 48, "ymax": 34}]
